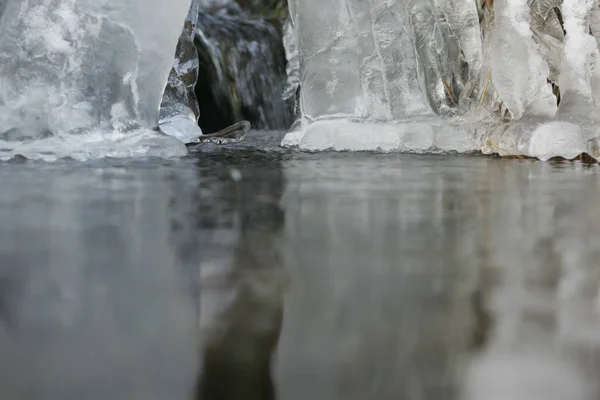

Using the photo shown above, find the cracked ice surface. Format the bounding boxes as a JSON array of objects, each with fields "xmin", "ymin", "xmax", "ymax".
[{"xmin": 283, "ymin": 0, "xmax": 600, "ymax": 160}]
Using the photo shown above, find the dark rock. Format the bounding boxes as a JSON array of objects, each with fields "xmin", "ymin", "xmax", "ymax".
[{"xmin": 235, "ymin": 0, "xmax": 288, "ymax": 19}]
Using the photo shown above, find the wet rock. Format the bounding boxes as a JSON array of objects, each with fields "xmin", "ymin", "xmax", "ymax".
[{"xmin": 235, "ymin": 0, "xmax": 288, "ymax": 19}]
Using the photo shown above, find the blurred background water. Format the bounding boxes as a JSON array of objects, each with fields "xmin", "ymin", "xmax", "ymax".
[{"xmin": 0, "ymin": 131, "xmax": 599, "ymax": 399}]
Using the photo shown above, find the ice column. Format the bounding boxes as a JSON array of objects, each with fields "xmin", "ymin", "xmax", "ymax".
[{"xmin": 282, "ymin": 0, "xmax": 477, "ymax": 152}]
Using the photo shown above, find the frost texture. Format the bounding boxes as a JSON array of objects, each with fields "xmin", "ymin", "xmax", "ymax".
[
  {"xmin": 284, "ymin": 0, "xmax": 600, "ymax": 160},
  {"xmin": 0, "ymin": 0, "xmax": 192, "ymax": 161}
]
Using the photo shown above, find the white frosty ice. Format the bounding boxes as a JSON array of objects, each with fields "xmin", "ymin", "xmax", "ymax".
[
  {"xmin": 284, "ymin": 0, "xmax": 600, "ymax": 160},
  {"xmin": 281, "ymin": 117, "xmax": 477, "ymax": 153},
  {"xmin": 490, "ymin": 0, "xmax": 557, "ymax": 119},
  {"xmin": 0, "ymin": 0, "xmax": 192, "ymax": 161},
  {"xmin": 479, "ymin": 0, "xmax": 600, "ymax": 159}
]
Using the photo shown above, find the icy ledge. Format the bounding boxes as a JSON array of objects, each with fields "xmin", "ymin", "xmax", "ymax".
[
  {"xmin": 282, "ymin": 114, "xmax": 600, "ymax": 161},
  {"xmin": 477, "ymin": 97, "xmax": 600, "ymax": 161},
  {"xmin": 0, "ymin": 130, "xmax": 187, "ymax": 163},
  {"xmin": 478, "ymin": 120, "xmax": 597, "ymax": 161},
  {"xmin": 281, "ymin": 117, "xmax": 478, "ymax": 154}
]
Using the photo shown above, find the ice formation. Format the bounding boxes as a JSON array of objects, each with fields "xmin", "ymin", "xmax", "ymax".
[
  {"xmin": 281, "ymin": 17, "xmax": 300, "ymax": 103},
  {"xmin": 0, "ymin": 0, "xmax": 193, "ymax": 161},
  {"xmin": 283, "ymin": 0, "xmax": 600, "ymax": 160},
  {"xmin": 159, "ymin": 0, "xmax": 204, "ymax": 144}
]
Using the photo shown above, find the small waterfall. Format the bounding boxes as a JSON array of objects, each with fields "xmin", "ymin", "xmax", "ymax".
[{"xmin": 194, "ymin": 5, "xmax": 294, "ymax": 134}]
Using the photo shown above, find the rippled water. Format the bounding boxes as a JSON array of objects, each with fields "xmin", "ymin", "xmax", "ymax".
[{"xmin": 0, "ymin": 131, "xmax": 599, "ymax": 399}]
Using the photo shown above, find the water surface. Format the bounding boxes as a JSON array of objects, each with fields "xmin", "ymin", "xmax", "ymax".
[{"xmin": 0, "ymin": 132, "xmax": 599, "ymax": 399}]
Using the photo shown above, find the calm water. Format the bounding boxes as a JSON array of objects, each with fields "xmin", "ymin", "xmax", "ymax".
[{"xmin": 0, "ymin": 132, "xmax": 599, "ymax": 399}]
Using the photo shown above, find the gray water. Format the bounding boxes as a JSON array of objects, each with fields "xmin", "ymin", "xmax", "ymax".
[{"xmin": 0, "ymin": 131, "xmax": 599, "ymax": 399}]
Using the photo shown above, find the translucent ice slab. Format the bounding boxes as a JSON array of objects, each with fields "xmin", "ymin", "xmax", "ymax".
[
  {"xmin": 0, "ymin": 0, "xmax": 192, "ymax": 160},
  {"xmin": 283, "ymin": 0, "xmax": 600, "ymax": 160}
]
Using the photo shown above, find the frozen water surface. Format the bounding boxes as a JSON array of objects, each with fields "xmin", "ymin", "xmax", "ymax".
[{"xmin": 0, "ymin": 131, "xmax": 599, "ymax": 398}]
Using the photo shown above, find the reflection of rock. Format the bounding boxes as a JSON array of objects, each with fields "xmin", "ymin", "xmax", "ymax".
[
  {"xmin": 194, "ymin": 12, "xmax": 294, "ymax": 133},
  {"xmin": 198, "ymin": 265, "xmax": 284, "ymax": 400},
  {"xmin": 193, "ymin": 151, "xmax": 287, "ymax": 400}
]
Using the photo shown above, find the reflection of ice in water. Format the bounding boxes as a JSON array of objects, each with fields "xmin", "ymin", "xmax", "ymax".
[
  {"xmin": 464, "ymin": 268, "xmax": 598, "ymax": 400},
  {"xmin": 0, "ymin": 164, "xmax": 199, "ymax": 399},
  {"xmin": 463, "ymin": 164, "xmax": 600, "ymax": 400},
  {"xmin": 274, "ymin": 156, "xmax": 600, "ymax": 400},
  {"xmin": 464, "ymin": 262, "xmax": 596, "ymax": 400},
  {"xmin": 276, "ymin": 156, "xmax": 482, "ymax": 400}
]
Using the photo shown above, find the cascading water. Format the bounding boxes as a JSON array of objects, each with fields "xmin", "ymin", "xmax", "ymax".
[
  {"xmin": 0, "ymin": 0, "xmax": 193, "ymax": 161},
  {"xmin": 283, "ymin": 0, "xmax": 600, "ymax": 161},
  {"xmin": 194, "ymin": 1, "xmax": 294, "ymax": 133}
]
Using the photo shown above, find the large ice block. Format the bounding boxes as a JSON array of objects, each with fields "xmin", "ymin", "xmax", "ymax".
[
  {"xmin": 283, "ymin": 0, "xmax": 477, "ymax": 153},
  {"xmin": 284, "ymin": 0, "xmax": 600, "ymax": 160},
  {"xmin": 0, "ymin": 0, "xmax": 192, "ymax": 160}
]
